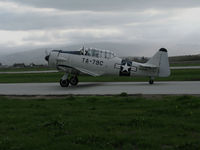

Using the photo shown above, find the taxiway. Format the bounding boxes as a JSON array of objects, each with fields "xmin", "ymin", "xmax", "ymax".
[{"xmin": 0, "ymin": 81, "xmax": 199, "ymax": 96}]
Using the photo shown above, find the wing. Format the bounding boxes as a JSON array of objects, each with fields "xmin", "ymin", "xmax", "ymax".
[
  {"xmin": 57, "ymin": 64, "xmax": 101, "ymax": 77},
  {"xmin": 75, "ymin": 67, "xmax": 100, "ymax": 77},
  {"xmin": 57, "ymin": 57, "xmax": 101, "ymax": 76}
]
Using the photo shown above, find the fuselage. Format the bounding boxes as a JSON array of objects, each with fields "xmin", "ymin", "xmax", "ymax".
[
  {"xmin": 48, "ymin": 49, "xmax": 159, "ymax": 77},
  {"xmin": 45, "ymin": 47, "xmax": 170, "ymax": 87}
]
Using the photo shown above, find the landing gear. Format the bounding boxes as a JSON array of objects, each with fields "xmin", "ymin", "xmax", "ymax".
[
  {"xmin": 60, "ymin": 79, "xmax": 70, "ymax": 87},
  {"xmin": 149, "ymin": 77, "xmax": 154, "ymax": 85},
  {"xmin": 69, "ymin": 76, "xmax": 79, "ymax": 86},
  {"xmin": 60, "ymin": 73, "xmax": 70, "ymax": 87},
  {"xmin": 60, "ymin": 73, "xmax": 79, "ymax": 87},
  {"xmin": 149, "ymin": 80, "xmax": 154, "ymax": 85}
]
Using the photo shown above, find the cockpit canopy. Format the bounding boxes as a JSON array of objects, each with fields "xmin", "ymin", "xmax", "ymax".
[{"xmin": 80, "ymin": 48, "xmax": 116, "ymax": 59}]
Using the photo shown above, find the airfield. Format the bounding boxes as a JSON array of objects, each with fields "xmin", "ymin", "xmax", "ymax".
[
  {"xmin": 1, "ymin": 0, "xmax": 200, "ymax": 148},
  {"xmin": 0, "ymin": 66, "xmax": 200, "ymax": 96},
  {"xmin": 0, "ymin": 66, "xmax": 200, "ymax": 149}
]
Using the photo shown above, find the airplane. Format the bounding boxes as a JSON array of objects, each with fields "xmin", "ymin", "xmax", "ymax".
[{"xmin": 45, "ymin": 47, "xmax": 170, "ymax": 87}]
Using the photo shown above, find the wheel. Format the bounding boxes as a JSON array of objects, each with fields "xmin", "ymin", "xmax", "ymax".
[
  {"xmin": 149, "ymin": 80, "xmax": 154, "ymax": 85},
  {"xmin": 60, "ymin": 79, "xmax": 69, "ymax": 87},
  {"xmin": 69, "ymin": 76, "xmax": 79, "ymax": 86}
]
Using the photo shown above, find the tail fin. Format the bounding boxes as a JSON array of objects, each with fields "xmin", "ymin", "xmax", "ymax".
[{"xmin": 146, "ymin": 48, "xmax": 170, "ymax": 77}]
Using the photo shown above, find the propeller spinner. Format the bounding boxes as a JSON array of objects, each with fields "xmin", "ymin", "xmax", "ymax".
[{"xmin": 45, "ymin": 49, "xmax": 50, "ymax": 62}]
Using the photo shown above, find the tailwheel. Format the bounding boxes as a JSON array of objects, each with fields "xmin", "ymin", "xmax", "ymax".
[
  {"xmin": 69, "ymin": 76, "xmax": 79, "ymax": 86},
  {"xmin": 149, "ymin": 76, "xmax": 155, "ymax": 85},
  {"xmin": 149, "ymin": 79, "xmax": 154, "ymax": 85},
  {"xmin": 60, "ymin": 79, "xmax": 70, "ymax": 87}
]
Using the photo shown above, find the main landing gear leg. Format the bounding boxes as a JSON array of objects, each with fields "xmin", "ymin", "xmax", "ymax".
[
  {"xmin": 60, "ymin": 73, "xmax": 70, "ymax": 87},
  {"xmin": 149, "ymin": 77, "xmax": 154, "ymax": 85}
]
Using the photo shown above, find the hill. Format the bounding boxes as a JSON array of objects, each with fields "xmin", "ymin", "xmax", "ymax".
[
  {"xmin": 0, "ymin": 42, "xmax": 199, "ymax": 66},
  {"xmin": 0, "ymin": 42, "xmax": 156, "ymax": 66}
]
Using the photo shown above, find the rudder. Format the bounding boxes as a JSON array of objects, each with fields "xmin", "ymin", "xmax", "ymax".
[{"xmin": 146, "ymin": 48, "xmax": 170, "ymax": 77}]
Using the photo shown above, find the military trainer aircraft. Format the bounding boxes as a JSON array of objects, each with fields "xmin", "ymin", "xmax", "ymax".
[{"xmin": 45, "ymin": 47, "xmax": 170, "ymax": 87}]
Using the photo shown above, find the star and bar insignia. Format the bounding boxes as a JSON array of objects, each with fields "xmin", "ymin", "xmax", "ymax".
[{"xmin": 114, "ymin": 59, "xmax": 137, "ymax": 76}]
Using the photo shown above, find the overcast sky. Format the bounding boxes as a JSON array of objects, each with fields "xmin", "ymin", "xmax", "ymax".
[{"xmin": 0, "ymin": 0, "xmax": 200, "ymax": 56}]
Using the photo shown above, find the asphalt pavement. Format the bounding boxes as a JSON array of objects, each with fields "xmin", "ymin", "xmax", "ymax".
[{"xmin": 0, "ymin": 81, "xmax": 199, "ymax": 95}]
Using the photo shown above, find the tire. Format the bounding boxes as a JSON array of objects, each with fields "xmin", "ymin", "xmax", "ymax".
[
  {"xmin": 149, "ymin": 80, "xmax": 154, "ymax": 85},
  {"xmin": 60, "ymin": 79, "xmax": 69, "ymax": 87},
  {"xmin": 70, "ymin": 76, "xmax": 79, "ymax": 86}
]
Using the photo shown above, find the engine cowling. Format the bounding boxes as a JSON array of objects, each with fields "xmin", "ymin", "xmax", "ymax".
[{"xmin": 48, "ymin": 51, "xmax": 59, "ymax": 68}]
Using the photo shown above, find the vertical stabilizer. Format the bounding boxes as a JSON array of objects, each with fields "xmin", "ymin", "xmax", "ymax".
[{"xmin": 146, "ymin": 48, "xmax": 170, "ymax": 77}]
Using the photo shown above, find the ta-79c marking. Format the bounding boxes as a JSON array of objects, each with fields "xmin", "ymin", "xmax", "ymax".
[{"xmin": 82, "ymin": 58, "xmax": 103, "ymax": 66}]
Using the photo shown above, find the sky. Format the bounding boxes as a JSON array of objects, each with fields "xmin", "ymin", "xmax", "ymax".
[{"xmin": 0, "ymin": 0, "xmax": 200, "ymax": 56}]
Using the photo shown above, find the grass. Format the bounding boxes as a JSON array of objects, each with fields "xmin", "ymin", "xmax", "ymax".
[
  {"xmin": 0, "ymin": 67, "xmax": 51, "ymax": 72},
  {"xmin": 156, "ymin": 69, "xmax": 200, "ymax": 81},
  {"xmin": 170, "ymin": 63, "xmax": 200, "ymax": 67},
  {"xmin": 0, "ymin": 72, "xmax": 62, "ymax": 83},
  {"xmin": 0, "ymin": 95, "xmax": 200, "ymax": 150},
  {"xmin": 0, "ymin": 69, "xmax": 200, "ymax": 83}
]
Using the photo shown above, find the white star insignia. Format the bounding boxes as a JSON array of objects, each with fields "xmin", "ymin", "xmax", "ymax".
[{"xmin": 122, "ymin": 63, "xmax": 130, "ymax": 72}]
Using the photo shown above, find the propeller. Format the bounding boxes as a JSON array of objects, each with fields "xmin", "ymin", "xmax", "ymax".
[
  {"xmin": 80, "ymin": 44, "xmax": 85, "ymax": 55},
  {"xmin": 45, "ymin": 49, "xmax": 50, "ymax": 62}
]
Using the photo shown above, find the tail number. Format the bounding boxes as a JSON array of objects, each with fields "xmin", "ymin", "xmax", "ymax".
[{"xmin": 82, "ymin": 58, "xmax": 103, "ymax": 66}]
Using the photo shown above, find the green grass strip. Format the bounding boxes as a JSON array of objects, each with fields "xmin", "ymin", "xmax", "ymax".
[
  {"xmin": 0, "ymin": 95, "xmax": 199, "ymax": 150},
  {"xmin": 0, "ymin": 69, "xmax": 200, "ymax": 83}
]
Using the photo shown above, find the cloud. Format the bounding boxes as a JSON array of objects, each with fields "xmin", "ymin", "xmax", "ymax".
[
  {"xmin": 6, "ymin": 0, "xmax": 200, "ymax": 11},
  {"xmin": 22, "ymin": 28, "xmax": 122, "ymax": 45},
  {"xmin": 0, "ymin": 0, "xmax": 200, "ymax": 56},
  {"xmin": 0, "ymin": 1, "xmax": 172, "ymax": 31}
]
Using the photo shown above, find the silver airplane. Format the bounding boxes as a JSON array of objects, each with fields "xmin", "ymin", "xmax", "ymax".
[{"xmin": 45, "ymin": 47, "xmax": 170, "ymax": 87}]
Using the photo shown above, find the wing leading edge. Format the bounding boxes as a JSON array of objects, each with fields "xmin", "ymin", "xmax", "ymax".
[{"xmin": 57, "ymin": 65, "xmax": 101, "ymax": 77}]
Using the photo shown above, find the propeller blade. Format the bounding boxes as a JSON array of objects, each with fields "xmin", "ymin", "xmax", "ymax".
[
  {"xmin": 45, "ymin": 55, "xmax": 49, "ymax": 62},
  {"xmin": 44, "ymin": 49, "xmax": 50, "ymax": 62}
]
